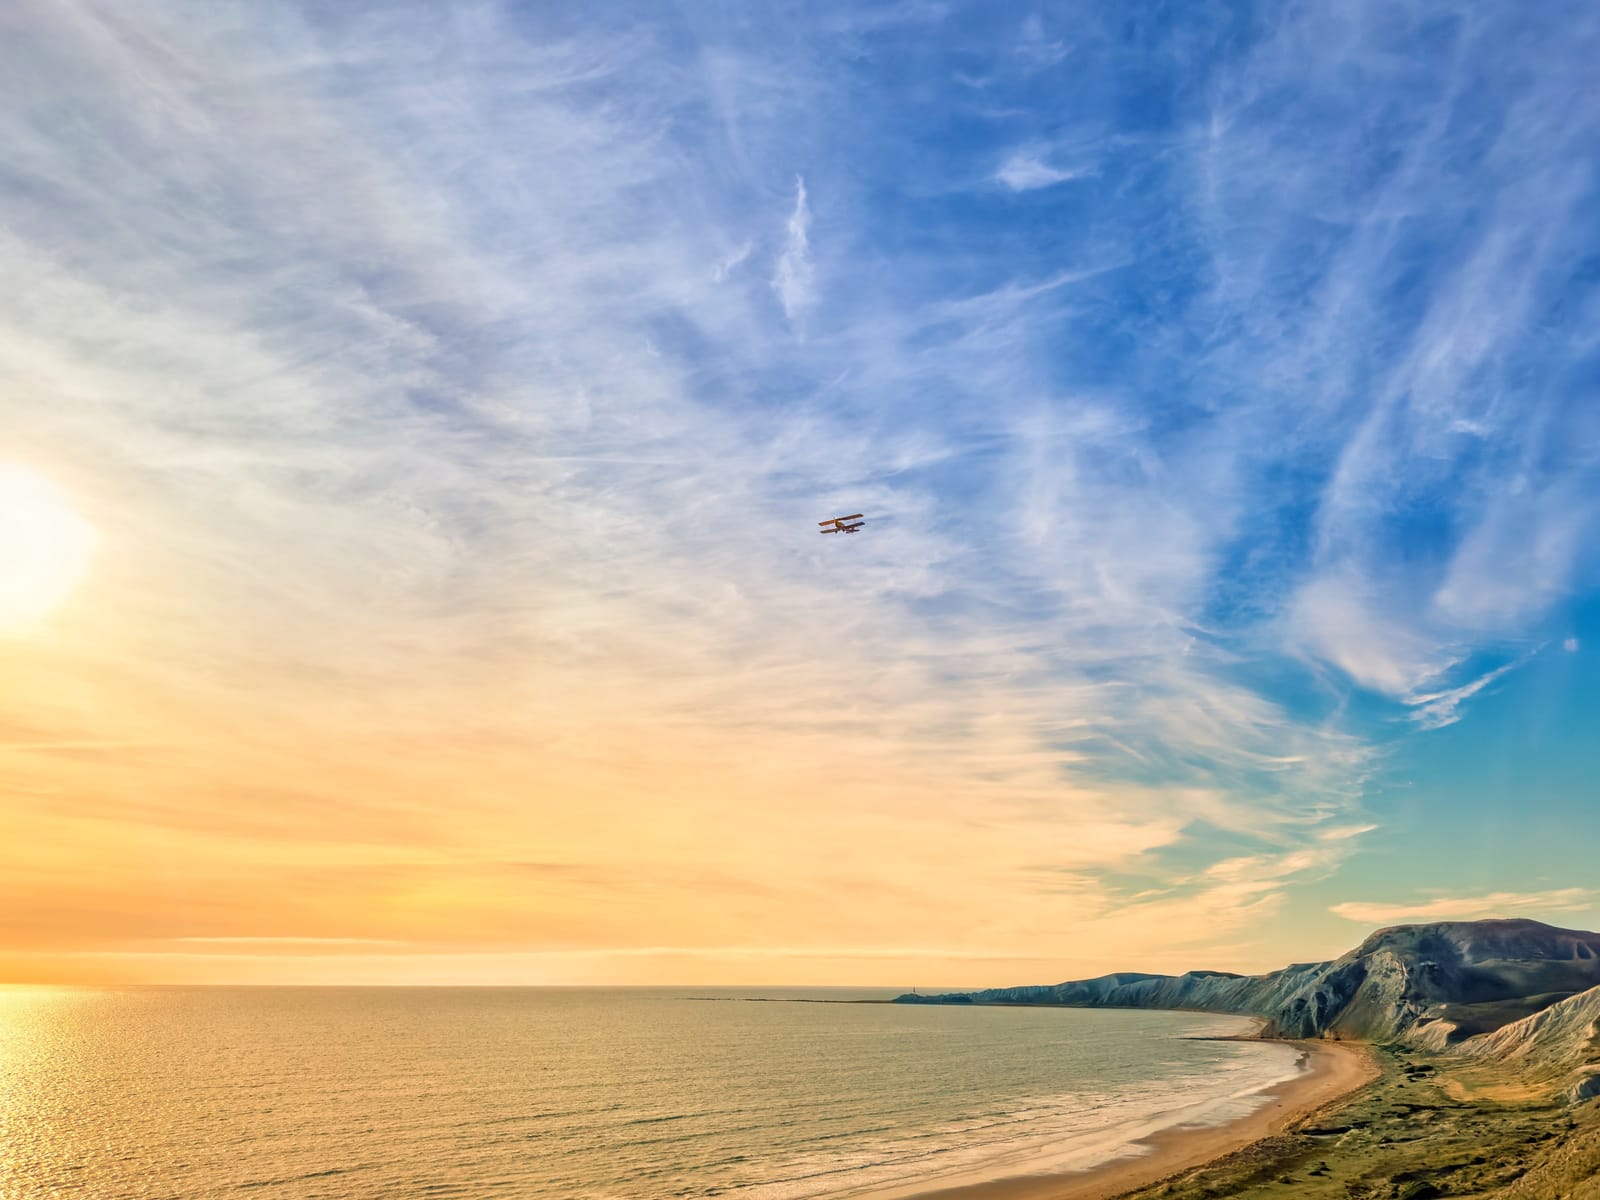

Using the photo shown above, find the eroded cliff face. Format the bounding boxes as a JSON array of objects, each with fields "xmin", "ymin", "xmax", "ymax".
[
  {"xmin": 1455, "ymin": 981, "xmax": 1600, "ymax": 1102},
  {"xmin": 895, "ymin": 919, "xmax": 1600, "ymax": 1050}
]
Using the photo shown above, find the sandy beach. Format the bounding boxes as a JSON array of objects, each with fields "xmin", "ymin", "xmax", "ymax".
[{"xmin": 887, "ymin": 1039, "xmax": 1379, "ymax": 1200}]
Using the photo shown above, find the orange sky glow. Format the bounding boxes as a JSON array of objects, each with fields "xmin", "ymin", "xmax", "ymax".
[{"xmin": 6, "ymin": 2, "xmax": 1599, "ymax": 990}]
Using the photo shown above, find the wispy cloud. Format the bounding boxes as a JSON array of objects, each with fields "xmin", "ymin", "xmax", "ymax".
[
  {"xmin": 171, "ymin": 937, "xmax": 405, "ymax": 946},
  {"xmin": 1331, "ymin": 889, "xmax": 1598, "ymax": 926},
  {"xmin": 994, "ymin": 151, "xmax": 1087, "ymax": 192},
  {"xmin": 712, "ymin": 239, "xmax": 754, "ymax": 282},
  {"xmin": 1014, "ymin": 14, "xmax": 1070, "ymax": 67},
  {"xmin": 1183, "ymin": 1, "xmax": 1600, "ymax": 732},
  {"xmin": 1406, "ymin": 653, "xmax": 1532, "ymax": 731},
  {"xmin": 772, "ymin": 176, "xmax": 815, "ymax": 321}
]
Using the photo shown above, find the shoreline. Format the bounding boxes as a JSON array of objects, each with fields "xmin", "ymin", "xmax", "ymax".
[{"xmin": 877, "ymin": 1038, "xmax": 1379, "ymax": 1200}]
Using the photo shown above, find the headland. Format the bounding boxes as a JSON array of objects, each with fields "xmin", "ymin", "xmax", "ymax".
[{"xmin": 882, "ymin": 919, "xmax": 1600, "ymax": 1199}]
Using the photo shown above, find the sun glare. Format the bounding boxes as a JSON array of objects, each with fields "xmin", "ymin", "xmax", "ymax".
[{"xmin": 0, "ymin": 463, "xmax": 97, "ymax": 634}]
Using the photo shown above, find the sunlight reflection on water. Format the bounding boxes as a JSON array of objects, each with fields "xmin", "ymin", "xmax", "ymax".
[{"xmin": 0, "ymin": 987, "xmax": 1296, "ymax": 1199}]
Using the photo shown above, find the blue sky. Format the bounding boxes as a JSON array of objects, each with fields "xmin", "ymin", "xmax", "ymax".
[{"xmin": 1, "ymin": 0, "xmax": 1597, "ymax": 984}]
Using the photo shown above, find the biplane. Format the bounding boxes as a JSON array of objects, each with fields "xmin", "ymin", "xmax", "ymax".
[{"xmin": 820, "ymin": 513, "xmax": 865, "ymax": 534}]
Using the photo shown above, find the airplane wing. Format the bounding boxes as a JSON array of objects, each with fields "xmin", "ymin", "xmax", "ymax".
[{"xmin": 819, "ymin": 514, "xmax": 863, "ymax": 525}]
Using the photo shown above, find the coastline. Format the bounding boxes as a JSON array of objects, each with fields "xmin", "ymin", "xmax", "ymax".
[{"xmin": 878, "ymin": 1038, "xmax": 1378, "ymax": 1200}]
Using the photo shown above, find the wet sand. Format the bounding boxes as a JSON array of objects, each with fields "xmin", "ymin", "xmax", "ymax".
[{"xmin": 887, "ymin": 1039, "xmax": 1379, "ymax": 1200}]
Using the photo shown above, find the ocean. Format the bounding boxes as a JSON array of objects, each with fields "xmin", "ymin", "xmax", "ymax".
[{"xmin": 0, "ymin": 986, "xmax": 1303, "ymax": 1199}]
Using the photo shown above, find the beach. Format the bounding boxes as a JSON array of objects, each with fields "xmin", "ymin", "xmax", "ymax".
[{"xmin": 886, "ymin": 1039, "xmax": 1379, "ymax": 1200}]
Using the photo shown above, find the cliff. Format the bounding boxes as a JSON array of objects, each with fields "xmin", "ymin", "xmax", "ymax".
[
  {"xmin": 895, "ymin": 919, "xmax": 1600, "ymax": 1048},
  {"xmin": 1455, "ymin": 981, "xmax": 1600, "ymax": 1102}
]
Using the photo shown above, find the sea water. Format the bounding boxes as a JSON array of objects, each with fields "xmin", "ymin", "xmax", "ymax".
[{"xmin": 0, "ymin": 986, "xmax": 1301, "ymax": 1199}]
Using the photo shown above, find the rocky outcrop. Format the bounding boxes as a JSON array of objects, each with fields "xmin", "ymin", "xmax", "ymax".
[
  {"xmin": 1455, "ymin": 981, "xmax": 1600, "ymax": 1102},
  {"xmin": 895, "ymin": 919, "xmax": 1600, "ymax": 1048}
]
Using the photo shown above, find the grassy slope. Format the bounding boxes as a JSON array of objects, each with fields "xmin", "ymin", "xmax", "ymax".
[{"xmin": 1117, "ymin": 1048, "xmax": 1600, "ymax": 1200}]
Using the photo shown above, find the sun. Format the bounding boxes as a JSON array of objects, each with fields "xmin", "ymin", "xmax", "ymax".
[{"xmin": 0, "ymin": 463, "xmax": 98, "ymax": 634}]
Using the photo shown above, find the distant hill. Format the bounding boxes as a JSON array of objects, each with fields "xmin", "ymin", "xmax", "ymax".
[{"xmin": 895, "ymin": 919, "xmax": 1600, "ymax": 1050}]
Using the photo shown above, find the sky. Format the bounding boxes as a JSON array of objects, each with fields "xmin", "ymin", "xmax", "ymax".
[{"xmin": 2, "ymin": 0, "xmax": 1598, "ymax": 987}]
